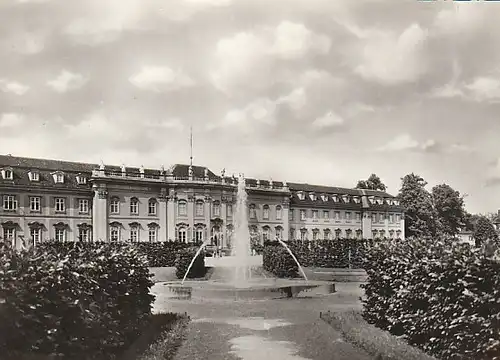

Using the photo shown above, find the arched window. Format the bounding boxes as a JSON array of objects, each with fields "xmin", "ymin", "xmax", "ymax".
[
  {"xmin": 356, "ymin": 229, "xmax": 363, "ymax": 240},
  {"xmin": 275, "ymin": 226, "xmax": 283, "ymax": 240},
  {"xmin": 389, "ymin": 230, "xmax": 395, "ymax": 239},
  {"xmin": 396, "ymin": 230, "xmax": 401, "ymax": 239},
  {"xmin": 379, "ymin": 230, "xmax": 386, "ymax": 239},
  {"xmin": 178, "ymin": 200, "xmax": 187, "ymax": 216},
  {"xmin": 195, "ymin": 226, "xmax": 204, "ymax": 242},
  {"xmin": 249, "ymin": 204, "xmax": 257, "ymax": 219},
  {"xmin": 323, "ymin": 228, "xmax": 331, "ymax": 240},
  {"xmin": 110, "ymin": 197, "xmax": 120, "ymax": 214},
  {"xmin": 276, "ymin": 205, "xmax": 282, "ymax": 220},
  {"xmin": 29, "ymin": 222, "xmax": 43, "ymax": 247},
  {"xmin": 335, "ymin": 228, "xmax": 342, "ymax": 239},
  {"xmin": 212, "ymin": 201, "xmax": 221, "ymax": 217},
  {"xmin": 345, "ymin": 229, "xmax": 352, "ymax": 239},
  {"xmin": 312, "ymin": 228, "xmax": 320, "ymax": 241},
  {"xmin": 177, "ymin": 227, "xmax": 187, "ymax": 243},
  {"xmin": 130, "ymin": 197, "xmax": 139, "ymax": 215},
  {"xmin": 263, "ymin": 205, "xmax": 270, "ymax": 220},
  {"xmin": 262, "ymin": 226, "xmax": 270, "ymax": 242},
  {"xmin": 372, "ymin": 230, "xmax": 378, "ymax": 239},
  {"xmin": 110, "ymin": 222, "xmax": 121, "ymax": 241},
  {"xmin": 148, "ymin": 198, "xmax": 157, "ymax": 215},
  {"xmin": 148, "ymin": 223, "xmax": 159, "ymax": 242},
  {"xmin": 289, "ymin": 227, "xmax": 295, "ymax": 241},
  {"xmin": 195, "ymin": 200, "xmax": 204, "ymax": 216},
  {"xmin": 300, "ymin": 228, "xmax": 307, "ymax": 241},
  {"xmin": 129, "ymin": 223, "xmax": 140, "ymax": 242},
  {"xmin": 54, "ymin": 222, "xmax": 68, "ymax": 242}
]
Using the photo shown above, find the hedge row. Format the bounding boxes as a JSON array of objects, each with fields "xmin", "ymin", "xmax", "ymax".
[
  {"xmin": 0, "ymin": 241, "xmax": 155, "ymax": 359},
  {"xmin": 133, "ymin": 241, "xmax": 197, "ymax": 267},
  {"xmin": 263, "ymin": 245, "xmax": 299, "ymax": 278},
  {"xmin": 362, "ymin": 237, "xmax": 500, "ymax": 360},
  {"xmin": 174, "ymin": 247, "xmax": 207, "ymax": 279}
]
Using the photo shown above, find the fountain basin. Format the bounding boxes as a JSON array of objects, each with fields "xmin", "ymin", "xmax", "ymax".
[{"xmin": 162, "ymin": 280, "xmax": 335, "ymax": 301}]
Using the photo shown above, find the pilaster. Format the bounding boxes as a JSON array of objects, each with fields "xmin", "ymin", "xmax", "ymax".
[
  {"xmin": 167, "ymin": 189, "xmax": 176, "ymax": 241},
  {"xmin": 221, "ymin": 195, "xmax": 228, "ymax": 248},
  {"xmin": 158, "ymin": 188, "xmax": 168, "ymax": 242},
  {"xmin": 282, "ymin": 198, "xmax": 290, "ymax": 240},
  {"xmin": 362, "ymin": 211, "xmax": 372, "ymax": 239},
  {"xmin": 187, "ymin": 194, "xmax": 194, "ymax": 241},
  {"xmin": 92, "ymin": 184, "xmax": 108, "ymax": 241},
  {"xmin": 204, "ymin": 195, "xmax": 211, "ymax": 240}
]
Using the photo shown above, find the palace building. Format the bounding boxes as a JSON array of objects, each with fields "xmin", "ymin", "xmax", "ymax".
[{"xmin": 0, "ymin": 154, "xmax": 405, "ymax": 249}]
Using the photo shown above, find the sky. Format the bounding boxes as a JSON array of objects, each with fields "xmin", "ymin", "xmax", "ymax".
[{"xmin": 1, "ymin": 0, "xmax": 500, "ymax": 214}]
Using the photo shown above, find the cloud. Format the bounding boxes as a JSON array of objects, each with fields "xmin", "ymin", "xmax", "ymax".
[
  {"xmin": 129, "ymin": 66, "xmax": 195, "ymax": 92},
  {"xmin": 184, "ymin": 0, "xmax": 231, "ymax": 6},
  {"xmin": 0, "ymin": 80, "xmax": 29, "ymax": 95},
  {"xmin": 210, "ymin": 21, "xmax": 331, "ymax": 94},
  {"xmin": 377, "ymin": 133, "xmax": 432, "ymax": 152},
  {"xmin": 47, "ymin": 70, "xmax": 87, "ymax": 93},
  {"xmin": 276, "ymin": 88, "xmax": 306, "ymax": 111},
  {"xmin": 486, "ymin": 158, "xmax": 500, "ymax": 187},
  {"xmin": 0, "ymin": 113, "xmax": 25, "ymax": 128},
  {"xmin": 311, "ymin": 111, "xmax": 345, "ymax": 130},
  {"xmin": 464, "ymin": 76, "xmax": 500, "ymax": 102},
  {"xmin": 346, "ymin": 22, "xmax": 428, "ymax": 85}
]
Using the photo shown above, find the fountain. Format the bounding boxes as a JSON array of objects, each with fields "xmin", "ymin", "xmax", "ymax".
[{"xmin": 164, "ymin": 174, "xmax": 335, "ymax": 301}]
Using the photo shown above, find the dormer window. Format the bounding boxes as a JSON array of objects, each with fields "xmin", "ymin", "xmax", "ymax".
[
  {"xmin": 29, "ymin": 170, "xmax": 39, "ymax": 182},
  {"xmin": 342, "ymin": 195, "xmax": 349, "ymax": 203},
  {"xmin": 52, "ymin": 171, "xmax": 65, "ymax": 184},
  {"xmin": 377, "ymin": 198, "xmax": 384, "ymax": 205},
  {"xmin": 309, "ymin": 192, "xmax": 317, "ymax": 201},
  {"xmin": 393, "ymin": 199, "xmax": 400, "ymax": 206},
  {"xmin": 387, "ymin": 199, "xmax": 393, "ymax": 206},
  {"xmin": 368, "ymin": 196, "xmax": 375, "ymax": 204},
  {"xmin": 297, "ymin": 191, "xmax": 305, "ymax": 201},
  {"xmin": 321, "ymin": 194, "xmax": 328, "ymax": 202},
  {"xmin": 2, "ymin": 168, "xmax": 13, "ymax": 180},
  {"xmin": 76, "ymin": 174, "xmax": 87, "ymax": 185},
  {"xmin": 353, "ymin": 196, "xmax": 360, "ymax": 204},
  {"xmin": 332, "ymin": 195, "xmax": 339, "ymax": 202}
]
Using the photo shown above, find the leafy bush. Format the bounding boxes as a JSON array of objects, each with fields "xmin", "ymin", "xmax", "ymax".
[
  {"xmin": 134, "ymin": 241, "xmax": 193, "ymax": 267},
  {"xmin": 263, "ymin": 245, "xmax": 299, "ymax": 278},
  {"xmin": 174, "ymin": 247, "xmax": 206, "ymax": 279},
  {"xmin": 362, "ymin": 237, "xmax": 500, "ymax": 360},
  {"xmin": 0, "ymin": 241, "xmax": 155, "ymax": 359}
]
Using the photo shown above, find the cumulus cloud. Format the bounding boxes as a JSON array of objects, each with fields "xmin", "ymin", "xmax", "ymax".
[
  {"xmin": 346, "ymin": 22, "xmax": 428, "ymax": 85},
  {"xmin": 276, "ymin": 88, "xmax": 306, "ymax": 111},
  {"xmin": 377, "ymin": 134, "xmax": 433, "ymax": 152},
  {"xmin": 0, "ymin": 80, "xmax": 29, "ymax": 95},
  {"xmin": 311, "ymin": 111, "xmax": 345, "ymax": 130},
  {"xmin": 129, "ymin": 66, "xmax": 195, "ymax": 92},
  {"xmin": 210, "ymin": 21, "xmax": 331, "ymax": 94},
  {"xmin": 47, "ymin": 70, "xmax": 87, "ymax": 93}
]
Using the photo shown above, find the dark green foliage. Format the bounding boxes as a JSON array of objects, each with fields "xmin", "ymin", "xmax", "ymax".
[
  {"xmin": 263, "ymin": 239, "xmax": 373, "ymax": 269},
  {"xmin": 134, "ymin": 241, "xmax": 194, "ymax": 267},
  {"xmin": 356, "ymin": 174, "xmax": 387, "ymax": 191},
  {"xmin": 174, "ymin": 247, "xmax": 206, "ymax": 279},
  {"xmin": 263, "ymin": 245, "xmax": 299, "ymax": 278},
  {"xmin": 474, "ymin": 216, "xmax": 498, "ymax": 247},
  {"xmin": 431, "ymin": 183, "xmax": 467, "ymax": 237},
  {"xmin": 362, "ymin": 237, "xmax": 500, "ymax": 359},
  {"xmin": 0, "ymin": 241, "xmax": 155, "ymax": 359}
]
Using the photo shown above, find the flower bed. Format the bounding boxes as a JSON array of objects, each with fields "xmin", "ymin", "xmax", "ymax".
[{"xmin": 362, "ymin": 237, "xmax": 500, "ymax": 359}]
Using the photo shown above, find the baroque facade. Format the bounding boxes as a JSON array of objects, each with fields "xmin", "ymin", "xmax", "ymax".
[{"xmin": 0, "ymin": 155, "xmax": 405, "ymax": 249}]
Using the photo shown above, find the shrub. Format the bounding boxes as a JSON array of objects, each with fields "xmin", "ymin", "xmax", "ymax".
[
  {"xmin": 263, "ymin": 245, "xmax": 298, "ymax": 278},
  {"xmin": 134, "ymin": 241, "xmax": 193, "ymax": 267},
  {"xmin": 174, "ymin": 247, "xmax": 206, "ymax": 279},
  {"xmin": 362, "ymin": 237, "xmax": 500, "ymax": 360},
  {"xmin": 0, "ymin": 241, "xmax": 155, "ymax": 359}
]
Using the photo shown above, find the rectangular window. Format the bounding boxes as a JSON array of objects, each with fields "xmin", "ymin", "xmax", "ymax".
[
  {"xmin": 4, "ymin": 228, "xmax": 14, "ymax": 244},
  {"xmin": 389, "ymin": 214, "xmax": 394, "ymax": 223},
  {"xmin": 79, "ymin": 199, "xmax": 89, "ymax": 213},
  {"xmin": 196, "ymin": 202, "xmax": 204, "ymax": 216},
  {"xmin": 345, "ymin": 212, "xmax": 351, "ymax": 221},
  {"xmin": 55, "ymin": 228, "xmax": 65, "ymax": 242},
  {"xmin": 130, "ymin": 228, "xmax": 138, "ymax": 242},
  {"xmin": 395, "ymin": 214, "xmax": 401, "ymax": 223},
  {"xmin": 289, "ymin": 209, "xmax": 294, "ymax": 221},
  {"xmin": 79, "ymin": 228, "xmax": 89, "ymax": 242},
  {"xmin": 178, "ymin": 202, "xmax": 187, "ymax": 216},
  {"xmin": 213, "ymin": 203, "xmax": 220, "ymax": 217},
  {"xmin": 31, "ymin": 228, "xmax": 41, "ymax": 245},
  {"xmin": 130, "ymin": 200, "xmax": 138, "ymax": 215},
  {"xmin": 263, "ymin": 207, "xmax": 270, "ymax": 220},
  {"xmin": 355, "ymin": 212, "xmax": 361, "ymax": 221},
  {"xmin": 380, "ymin": 213, "xmax": 385, "ymax": 223},
  {"xmin": 30, "ymin": 196, "xmax": 41, "ymax": 212},
  {"xmin": 3, "ymin": 195, "xmax": 17, "ymax": 211},
  {"xmin": 149, "ymin": 228, "xmax": 157, "ymax": 242},
  {"xmin": 110, "ymin": 227, "xmax": 119, "ymax": 241},
  {"xmin": 148, "ymin": 201, "xmax": 157, "ymax": 215},
  {"xmin": 312, "ymin": 231, "xmax": 318, "ymax": 241},
  {"xmin": 312, "ymin": 210, "xmax": 318, "ymax": 220},
  {"xmin": 300, "ymin": 210, "xmax": 306, "ymax": 221},
  {"xmin": 55, "ymin": 198, "xmax": 65, "ymax": 212},
  {"xmin": 323, "ymin": 210, "xmax": 329, "ymax": 219},
  {"xmin": 334, "ymin": 211, "xmax": 340, "ymax": 221},
  {"xmin": 227, "ymin": 204, "xmax": 232, "ymax": 217},
  {"xmin": 110, "ymin": 200, "xmax": 119, "ymax": 214}
]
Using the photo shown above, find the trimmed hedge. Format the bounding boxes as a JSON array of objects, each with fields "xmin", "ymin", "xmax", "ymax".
[
  {"xmin": 263, "ymin": 245, "xmax": 299, "ymax": 278},
  {"xmin": 175, "ymin": 247, "xmax": 206, "ymax": 279},
  {"xmin": 0, "ymin": 241, "xmax": 155, "ymax": 359},
  {"xmin": 362, "ymin": 237, "xmax": 500, "ymax": 360},
  {"xmin": 134, "ymin": 241, "xmax": 195, "ymax": 267}
]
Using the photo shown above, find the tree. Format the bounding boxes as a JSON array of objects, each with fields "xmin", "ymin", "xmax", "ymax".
[
  {"xmin": 473, "ymin": 216, "xmax": 498, "ymax": 247},
  {"xmin": 356, "ymin": 174, "xmax": 387, "ymax": 191},
  {"xmin": 398, "ymin": 173, "xmax": 438, "ymax": 238},
  {"xmin": 431, "ymin": 184, "xmax": 466, "ymax": 237}
]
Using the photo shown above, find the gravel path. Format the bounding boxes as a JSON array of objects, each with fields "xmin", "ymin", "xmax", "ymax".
[{"xmin": 153, "ymin": 282, "xmax": 372, "ymax": 360}]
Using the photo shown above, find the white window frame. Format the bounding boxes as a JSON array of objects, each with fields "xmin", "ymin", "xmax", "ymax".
[
  {"xmin": 148, "ymin": 199, "xmax": 157, "ymax": 215},
  {"xmin": 312, "ymin": 210, "xmax": 318, "ymax": 220},
  {"xmin": 3, "ymin": 169, "xmax": 13, "ymax": 180},
  {"xmin": 29, "ymin": 171, "xmax": 39, "ymax": 182},
  {"xmin": 110, "ymin": 198, "xmax": 120, "ymax": 214},
  {"xmin": 178, "ymin": 227, "xmax": 187, "ymax": 243},
  {"xmin": 275, "ymin": 227, "xmax": 282, "ymax": 240},
  {"xmin": 276, "ymin": 206, "xmax": 282, "ymax": 220},
  {"xmin": 262, "ymin": 227, "xmax": 270, "ymax": 242},
  {"xmin": 55, "ymin": 228, "xmax": 66, "ymax": 242},
  {"xmin": 30, "ymin": 196, "xmax": 41, "ymax": 212},
  {"xmin": 148, "ymin": 227, "xmax": 157, "ymax": 242},
  {"xmin": 79, "ymin": 228, "xmax": 89, "ymax": 242},
  {"xmin": 212, "ymin": 202, "xmax": 221, "ymax": 217},
  {"xmin": 3, "ymin": 228, "xmax": 15, "ymax": 245},
  {"xmin": 300, "ymin": 210, "xmax": 306, "ymax": 221},
  {"xmin": 249, "ymin": 205, "xmax": 256, "ymax": 219},
  {"xmin": 110, "ymin": 226, "xmax": 120, "ymax": 241},
  {"xmin": 130, "ymin": 227, "xmax": 139, "ymax": 242},
  {"xmin": 130, "ymin": 198, "xmax": 139, "ymax": 215},
  {"xmin": 227, "ymin": 204, "xmax": 232, "ymax": 217},
  {"xmin": 31, "ymin": 227, "xmax": 41, "ymax": 245},
  {"xmin": 3, "ymin": 195, "xmax": 17, "ymax": 211},
  {"xmin": 76, "ymin": 175, "xmax": 87, "ymax": 184},
  {"xmin": 55, "ymin": 198, "xmax": 65, "ymax": 212},
  {"xmin": 263, "ymin": 205, "xmax": 270, "ymax": 220},
  {"xmin": 334, "ymin": 211, "xmax": 340, "ymax": 221},
  {"xmin": 345, "ymin": 212, "xmax": 352, "ymax": 222},
  {"xmin": 323, "ymin": 210, "xmax": 329, "ymax": 220},
  {"xmin": 79, "ymin": 199, "xmax": 89, "ymax": 213},
  {"xmin": 195, "ymin": 227, "xmax": 204, "ymax": 242},
  {"xmin": 178, "ymin": 201, "xmax": 187, "ymax": 216}
]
